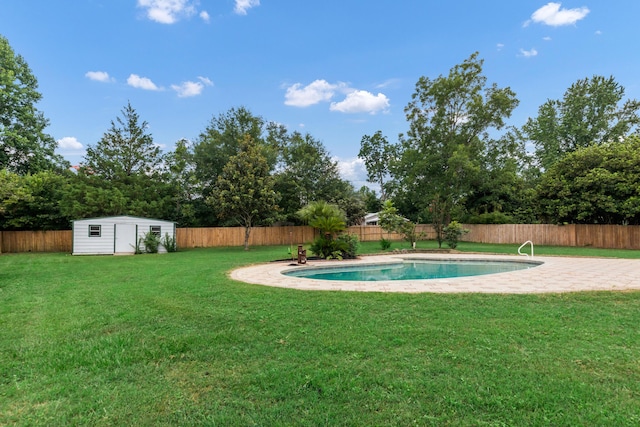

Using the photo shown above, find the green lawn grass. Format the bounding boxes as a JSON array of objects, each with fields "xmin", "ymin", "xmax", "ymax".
[
  {"xmin": 361, "ymin": 239, "xmax": 640, "ymax": 259},
  {"xmin": 2, "ymin": 244, "xmax": 640, "ymax": 425}
]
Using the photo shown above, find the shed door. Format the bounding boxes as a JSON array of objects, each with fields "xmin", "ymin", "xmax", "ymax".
[{"xmin": 114, "ymin": 224, "xmax": 137, "ymax": 254}]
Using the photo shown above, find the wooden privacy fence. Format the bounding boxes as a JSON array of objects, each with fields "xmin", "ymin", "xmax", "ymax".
[
  {"xmin": 2, "ymin": 224, "xmax": 640, "ymax": 253},
  {"xmin": 176, "ymin": 226, "xmax": 316, "ymax": 249},
  {"xmin": 461, "ymin": 224, "xmax": 640, "ymax": 249},
  {"xmin": 0, "ymin": 230, "xmax": 72, "ymax": 254}
]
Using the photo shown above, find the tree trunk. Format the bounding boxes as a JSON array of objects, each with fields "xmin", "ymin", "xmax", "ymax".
[{"xmin": 244, "ymin": 225, "xmax": 251, "ymax": 251}]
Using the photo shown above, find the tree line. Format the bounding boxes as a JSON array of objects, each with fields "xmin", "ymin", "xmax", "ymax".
[
  {"xmin": 3, "ymin": 35, "xmax": 640, "ymax": 241},
  {"xmin": 358, "ymin": 52, "xmax": 640, "ymax": 238}
]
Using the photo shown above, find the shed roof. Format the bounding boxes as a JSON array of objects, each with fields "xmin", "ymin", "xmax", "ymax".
[{"xmin": 72, "ymin": 215, "xmax": 176, "ymax": 224}]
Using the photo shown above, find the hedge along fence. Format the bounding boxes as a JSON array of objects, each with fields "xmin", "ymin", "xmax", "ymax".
[{"xmin": 2, "ymin": 224, "xmax": 640, "ymax": 253}]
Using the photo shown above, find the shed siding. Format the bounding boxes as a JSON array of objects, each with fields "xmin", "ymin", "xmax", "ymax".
[
  {"xmin": 72, "ymin": 216, "xmax": 175, "ymax": 255},
  {"xmin": 72, "ymin": 222, "xmax": 116, "ymax": 255}
]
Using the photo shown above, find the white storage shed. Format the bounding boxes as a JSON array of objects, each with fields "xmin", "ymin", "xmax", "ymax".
[{"xmin": 72, "ymin": 215, "xmax": 176, "ymax": 255}]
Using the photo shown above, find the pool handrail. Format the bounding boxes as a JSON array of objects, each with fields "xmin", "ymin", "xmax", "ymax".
[{"xmin": 518, "ymin": 240, "xmax": 534, "ymax": 258}]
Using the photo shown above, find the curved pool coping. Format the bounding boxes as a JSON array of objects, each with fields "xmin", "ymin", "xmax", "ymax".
[{"xmin": 229, "ymin": 253, "xmax": 640, "ymax": 294}]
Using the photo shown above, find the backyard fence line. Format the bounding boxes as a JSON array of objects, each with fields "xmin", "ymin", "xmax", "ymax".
[
  {"xmin": 176, "ymin": 226, "xmax": 317, "ymax": 249},
  {"xmin": 2, "ymin": 224, "xmax": 640, "ymax": 253},
  {"xmin": 0, "ymin": 230, "xmax": 73, "ymax": 254}
]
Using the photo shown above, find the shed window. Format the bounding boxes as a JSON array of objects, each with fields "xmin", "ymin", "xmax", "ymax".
[
  {"xmin": 89, "ymin": 225, "xmax": 101, "ymax": 237},
  {"xmin": 150, "ymin": 225, "xmax": 161, "ymax": 237}
]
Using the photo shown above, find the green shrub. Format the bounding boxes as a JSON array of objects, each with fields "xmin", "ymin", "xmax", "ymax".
[
  {"xmin": 310, "ymin": 235, "xmax": 343, "ymax": 259},
  {"xmin": 162, "ymin": 233, "xmax": 177, "ymax": 252},
  {"xmin": 443, "ymin": 221, "xmax": 469, "ymax": 249},
  {"xmin": 310, "ymin": 233, "xmax": 359, "ymax": 260},
  {"xmin": 379, "ymin": 237, "xmax": 392, "ymax": 251},
  {"xmin": 140, "ymin": 231, "xmax": 161, "ymax": 254},
  {"xmin": 336, "ymin": 233, "xmax": 359, "ymax": 259}
]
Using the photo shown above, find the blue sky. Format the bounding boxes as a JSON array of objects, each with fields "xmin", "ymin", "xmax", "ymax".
[{"xmin": 2, "ymin": 1, "xmax": 639, "ymax": 188}]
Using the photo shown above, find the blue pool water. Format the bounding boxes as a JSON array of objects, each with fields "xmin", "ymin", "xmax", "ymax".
[{"xmin": 283, "ymin": 259, "xmax": 541, "ymax": 281}]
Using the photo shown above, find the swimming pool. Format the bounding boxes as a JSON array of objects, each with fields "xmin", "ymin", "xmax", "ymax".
[{"xmin": 283, "ymin": 259, "xmax": 542, "ymax": 281}]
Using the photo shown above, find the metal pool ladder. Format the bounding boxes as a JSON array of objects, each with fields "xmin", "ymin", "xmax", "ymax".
[{"xmin": 518, "ymin": 240, "xmax": 534, "ymax": 258}]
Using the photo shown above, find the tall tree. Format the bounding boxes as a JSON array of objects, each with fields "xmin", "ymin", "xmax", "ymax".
[
  {"xmin": 193, "ymin": 107, "xmax": 280, "ymax": 189},
  {"xmin": 0, "ymin": 34, "xmax": 66, "ymax": 174},
  {"xmin": 463, "ymin": 129, "xmax": 536, "ymax": 223},
  {"xmin": 274, "ymin": 131, "xmax": 357, "ymax": 222},
  {"xmin": 84, "ymin": 102, "xmax": 161, "ymax": 180},
  {"xmin": 162, "ymin": 138, "xmax": 199, "ymax": 226},
  {"xmin": 524, "ymin": 75, "xmax": 640, "ymax": 171},
  {"xmin": 358, "ymin": 130, "xmax": 394, "ymax": 200},
  {"xmin": 77, "ymin": 103, "xmax": 175, "ymax": 220},
  {"xmin": 392, "ymin": 52, "xmax": 519, "ymax": 241},
  {"xmin": 207, "ymin": 135, "xmax": 279, "ymax": 250}
]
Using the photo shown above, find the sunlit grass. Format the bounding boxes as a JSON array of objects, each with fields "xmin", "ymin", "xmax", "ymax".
[{"xmin": 2, "ymin": 244, "xmax": 640, "ymax": 425}]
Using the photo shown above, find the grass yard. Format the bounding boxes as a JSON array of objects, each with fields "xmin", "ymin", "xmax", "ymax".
[{"xmin": 2, "ymin": 243, "xmax": 640, "ymax": 425}]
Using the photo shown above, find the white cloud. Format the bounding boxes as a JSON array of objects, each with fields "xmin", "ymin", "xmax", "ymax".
[
  {"xmin": 57, "ymin": 137, "xmax": 84, "ymax": 151},
  {"xmin": 171, "ymin": 76, "xmax": 213, "ymax": 97},
  {"xmin": 284, "ymin": 80, "xmax": 345, "ymax": 107},
  {"xmin": 496, "ymin": 43, "xmax": 505, "ymax": 51},
  {"xmin": 528, "ymin": 2, "xmax": 590, "ymax": 27},
  {"xmin": 519, "ymin": 48, "xmax": 539, "ymax": 58},
  {"xmin": 374, "ymin": 78, "xmax": 401, "ymax": 89},
  {"xmin": 330, "ymin": 90, "xmax": 390, "ymax": 114},
  {"xmin": 335, "ymin": 157, "xmax": 368, "ymax": 185},
  {"xmin": 335, "ymin": 156, "xmax": 380, "ymax": 192},
  {"xmin": 234, "ymin": 0, "xmax": 260, "ymax": 15},
  {"xmin": 199, "ymin": 10, "xmax": 210, "ymax": 22},
  {"xmin": 137, "ymin": 0, "xmax": 197, "ymax": 24},
  {"xmin": 543, "ymin": 36, "xmax": 552, "ymax": 41},
  {"xmin": 198, "ymin": 76, "xmax": 213, "ymax": 86},
  {"xmin": 595, "ymin": 30, "xmax": 602, "ymax": 35},
  {"xmin": 85, "ymin": 71, "xmax": 113, "ymax": 83},
  {"xmin": 127, "ymin": 74, "xmax": 161, "ymax": 91}
]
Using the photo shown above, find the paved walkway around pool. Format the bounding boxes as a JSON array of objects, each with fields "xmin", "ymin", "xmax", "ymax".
[{"xmin": 230, "ymin": 253, "xmax": 640, "ymax": 294}]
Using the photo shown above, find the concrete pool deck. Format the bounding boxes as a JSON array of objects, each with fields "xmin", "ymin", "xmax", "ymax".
[{"xmin": 229, "ymin": 253, "xmax": 640, "ymax": 294}]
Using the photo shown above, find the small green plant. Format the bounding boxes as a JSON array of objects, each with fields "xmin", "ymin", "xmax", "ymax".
[
  {"xmin": 443, "ymin": 220, "xmax": 469, "ymax": 249},
  {"xmin": 140, "ymin": 231, "xmax": 161, "ymax": 254},
  {"xmin": 379, "ymin": 200, "xmax": 422, "ymax": 249},
  {"xmin": 133, "ymin": 239, "xmax": 143, "ymax": 254},
  {"xmin": 379, "ymin": 237, "xmax": 392, "ymax": 251},
  {"xmin": 336, "ymin": 233, "xmax": 359, "ymax": 259},
  {"xmin": 162, "ymin": 233, "xmax": 177, "ymax": 252}
]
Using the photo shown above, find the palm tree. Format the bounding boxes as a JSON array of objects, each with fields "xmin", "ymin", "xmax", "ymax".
[{"xmin": 297, "ymin": 201, "xmax": 346, "ymax": 236}]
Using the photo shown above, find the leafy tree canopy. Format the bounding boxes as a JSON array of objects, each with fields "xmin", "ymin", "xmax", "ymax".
[
  {"xmin": 275, "ymin": 131, "xmax": 359, "ymax": 223},
  {"xmin": 391, "ymin": 52, "xmax": 519, "ymax": 230},
  {"xmin": 358, "ymin": 130, "xmax": 394, "ymax": 200},
  {"xmin": 83, "ymin": 101, "xmax": 162, "ymax": 180},
  {"xmin": 0, "ymin": 34, "xmax": 66, "ymax": 174},
  {"xmin": 524, "ymin": 75, "xmax": 640, "ymax": 171},
  {"xmin": 537, "ymin": 135, "xmax": 640, "ymax": 225},
  {"xmin": 193, "ymin": 107, "xmax": 282, "ymax": 188}
]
